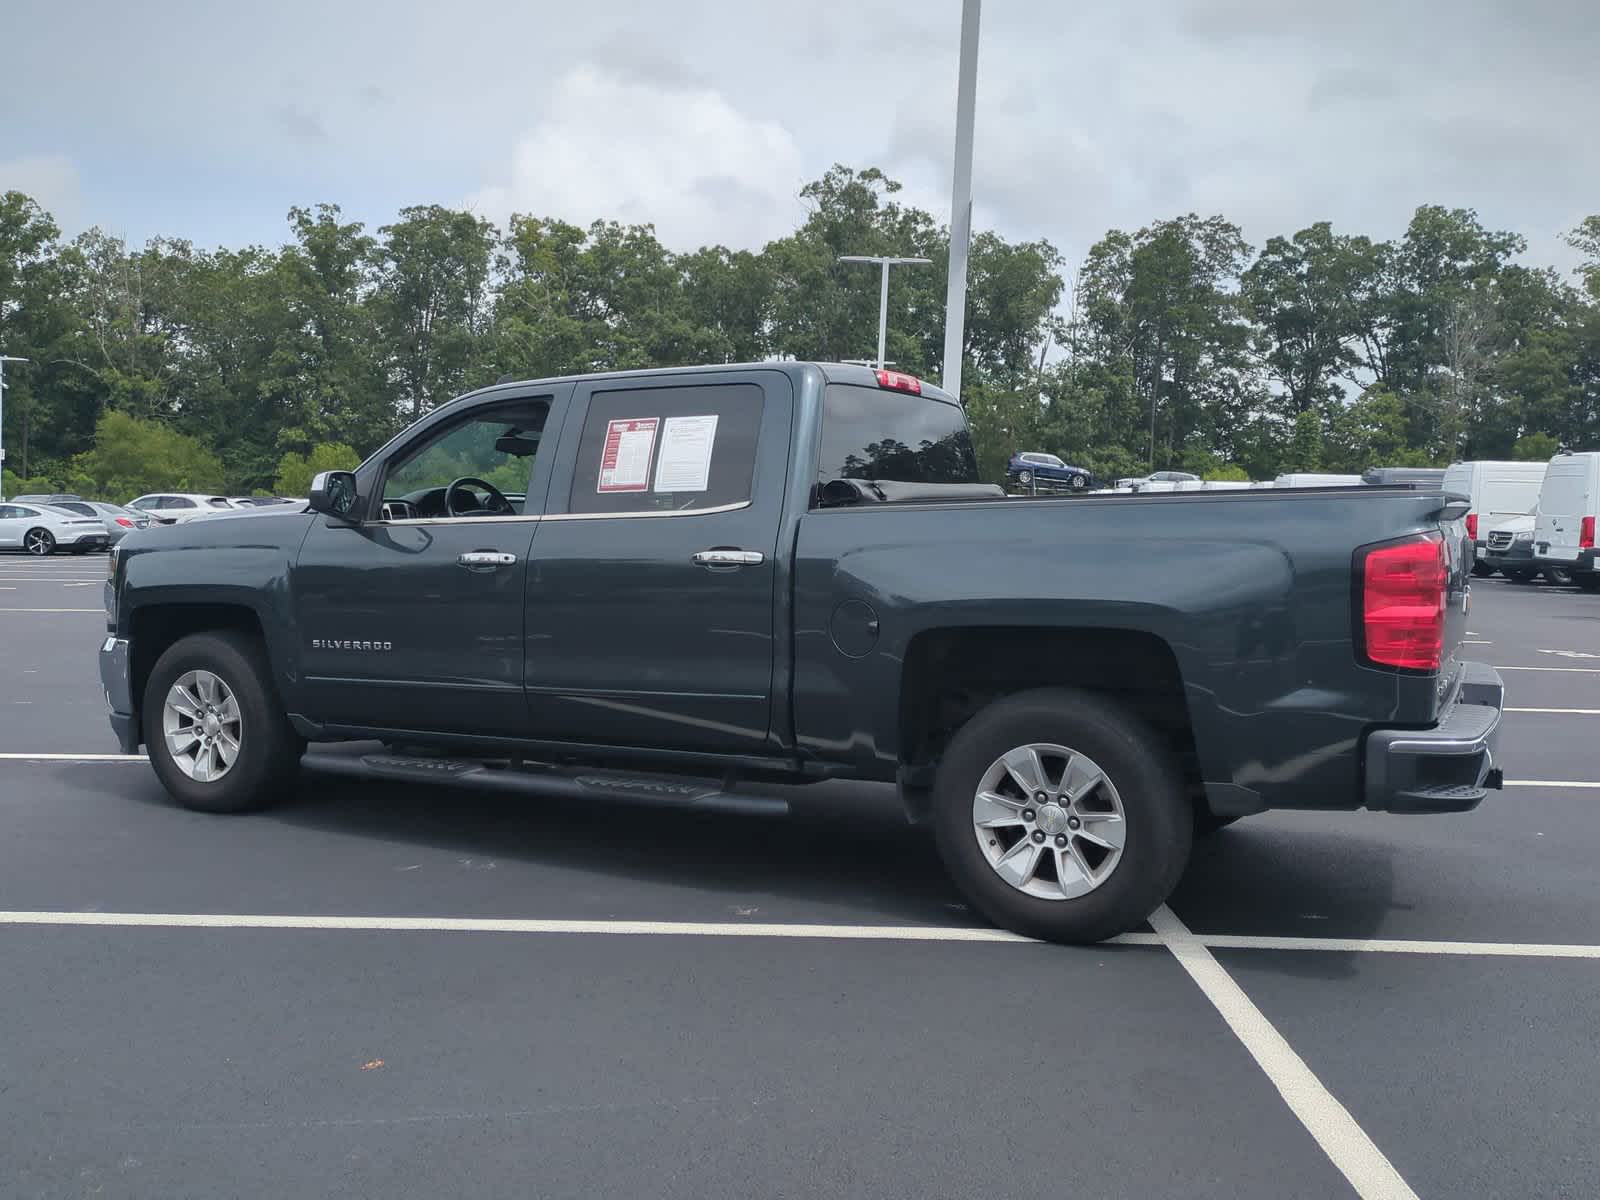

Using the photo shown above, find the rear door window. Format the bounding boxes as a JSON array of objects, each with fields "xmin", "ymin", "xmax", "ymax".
[{"xmin": 566, "ymin": 382, "xmax": 764, "ymax": 515}]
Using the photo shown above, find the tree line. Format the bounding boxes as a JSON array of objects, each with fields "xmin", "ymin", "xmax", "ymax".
[{"xmin": 1, "ymin": 165, "xmax": 1597, "ymax": 497}]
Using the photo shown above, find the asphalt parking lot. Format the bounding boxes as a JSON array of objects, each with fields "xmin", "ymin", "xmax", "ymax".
[{"xmin": 1, "ymin": 552, "xmax": 1596, "ymax": 1199}]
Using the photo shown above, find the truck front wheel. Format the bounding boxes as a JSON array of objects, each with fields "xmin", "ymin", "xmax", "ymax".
[
  {"xmin": 931, "ymin": 688, "xmax": 1192, "ymax": 944},
  {"xmin": 143, "ymin": 631, "xmax": 301, "ymax": 813}
]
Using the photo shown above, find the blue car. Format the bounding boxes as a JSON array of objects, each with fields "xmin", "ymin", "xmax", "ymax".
[{"xmin": 1007, "ymin": 452, "xmax": 1095, "ymax": 491}]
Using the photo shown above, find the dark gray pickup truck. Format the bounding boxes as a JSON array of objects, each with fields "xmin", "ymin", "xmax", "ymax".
[{"xmin": 100, "ymin": 362, "xmax": 1503, "ymax": 942}]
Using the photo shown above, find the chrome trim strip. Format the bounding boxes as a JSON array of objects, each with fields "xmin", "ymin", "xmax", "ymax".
[{"xmin": 366, "ymin": 500, "xmax": 752, "ymax": 527}]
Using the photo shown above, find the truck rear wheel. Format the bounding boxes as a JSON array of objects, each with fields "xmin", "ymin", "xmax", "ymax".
[
  {"xmin": 143, "ymin": 631, "xmax": 300, "ymax": 813},
  {"xmin": 931, "ymin": 688, "xmax": 1192, "ymax": 944}
]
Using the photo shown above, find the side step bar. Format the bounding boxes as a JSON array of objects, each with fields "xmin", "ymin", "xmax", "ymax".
[{"xmin": 305, "ymin": 752, "xmax": 791, "ymax": 818}]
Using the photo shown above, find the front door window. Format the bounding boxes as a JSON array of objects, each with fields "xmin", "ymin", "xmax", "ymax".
[{"xmin": 380, "ymin": 400, "xmax": 550, "ymax": 520}]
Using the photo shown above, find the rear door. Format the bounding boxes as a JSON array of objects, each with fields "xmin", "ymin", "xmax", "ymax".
[
  {"xmin": 1535, "ymin": 457, "xmax": 1589, "ymax": 561},
  {"xmin": 523, "ymin": 370, "xmax": 791, "ymax": 755}
]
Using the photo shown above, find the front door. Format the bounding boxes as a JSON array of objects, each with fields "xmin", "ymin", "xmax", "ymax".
[
  {"xmin": 523, "ymin": 372, "xmax": 791, "ymax": 755},
  {"xmin": 291, "ymin": 387, "xmax": 568, "ymax": 737}
]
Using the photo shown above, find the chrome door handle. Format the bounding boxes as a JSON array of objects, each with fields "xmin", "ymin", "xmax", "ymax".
[
  {"xmin": 692, "ymin": 549, "xmax": 764, "ymax": 567},
  {"xmin": 458, "ymin": 551, "xmax": 517, "ymax": 568}
]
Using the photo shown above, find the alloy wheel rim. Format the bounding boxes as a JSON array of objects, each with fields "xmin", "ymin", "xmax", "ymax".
[
  {"xmin": 25, "ymin": 530, "xmax": 51, "ymax": 555},
  {"xmin": 970, "ymin": 742, "xmax": 1126, "ymax": 900},
  {"xmin": 162, "ymin": 669, "xmax": 244, "ymax": 782}
]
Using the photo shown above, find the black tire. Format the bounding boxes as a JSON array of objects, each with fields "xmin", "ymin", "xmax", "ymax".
[
  {"xmin": 1577, "ymin": 575, "xmax": 1600, "ymax": 594},
  {"xmin": 1018, "ymin": 470, "xmax": 1033, "ymax": 486},
  {"xmin": 930, "ymin": 688, "xmax": 1193, "ymax": 944},
  {"xmin": 142, "ymin": 631, "xmax": 301, "ymax": 813},
  {"xmin": 23, "ymin": 527, "xmax": 55, "ymax": 556},
  {"xmin": 1545, "ymin": 567, "xmax": 1574, "ymax": 586},
  {"xmin": 1470, "ymin": 562, "xmax": 1494, "ymax": 578},
  {"xmin": 1506, "ymin": 569, "xmax": 1537, "ymax": 583},
  {"xmin": 1070, "ymin": 474, "xmax": 1088, "ymax": 489}
]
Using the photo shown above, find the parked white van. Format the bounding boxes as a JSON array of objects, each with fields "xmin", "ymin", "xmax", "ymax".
[
  {"xmin": 1272, "ymin": 473, "xmax": 1362, "ymax": 487},
  {"xmin": 1532, "ymin": 452, "xmax": 1600, "ymax": 591},
  {"xmin": 1440, "ymin": 460, "xmax": 1549, "ymax": 576}
]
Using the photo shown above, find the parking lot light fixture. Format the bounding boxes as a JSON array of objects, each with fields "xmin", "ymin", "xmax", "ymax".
[{"xmin": 838, "ymin": 256, "xmax": 931, "ymax": 370}]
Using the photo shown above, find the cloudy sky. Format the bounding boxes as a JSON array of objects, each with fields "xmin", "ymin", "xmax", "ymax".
[{"xmin": 3, "ymin": 0, "xmax": 1596, "ymax": 278}]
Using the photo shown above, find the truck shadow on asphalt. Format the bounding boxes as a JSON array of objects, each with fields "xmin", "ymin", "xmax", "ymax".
[
  {"xmin": 265, "ymin": 770, "xmax": 975, "ymax": 929},
  {"xmin": 1173, "ymin": 824, "xmax": 1400, "ymax": 979},
  {"xmin": 108, "ymin": 763, "xmax": 1400, "ymax": 969}
]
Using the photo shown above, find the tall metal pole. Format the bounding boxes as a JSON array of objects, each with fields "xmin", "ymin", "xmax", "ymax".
[
  {"xmin": 0, "ymin": 356, "xmax": 29, "ymax": 497},
  {"xmin": 942, "ymin": 0, "xmax": 981, "ymax": 398},
  {"xmin": 877, "ymin": 260, "xmax": 892, "ymax": 370}
]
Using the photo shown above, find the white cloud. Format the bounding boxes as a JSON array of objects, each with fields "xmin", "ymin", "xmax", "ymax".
[
  {"xmin": 469, "ymin": 65, "xmax": 808, "ymax": 251},
  {"xmin": 0, "ymin": 154, "xmax": 83, "ymax": 231}
]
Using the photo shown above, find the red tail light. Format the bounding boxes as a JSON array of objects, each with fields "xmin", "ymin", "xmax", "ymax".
[
  {"xmin": 1464, "ymin": 512, "xmax": 1478, "ymax": 539},
  {"xmin": 115, "ymin": 517, "xmax": 134, "ymax": 528},
  {"xmin": 874, "ymin": 369, "xmax": 921, "ymax": 395},
  {"xmin": 1360, "ymin": 533, "xmax": 1448, "ymax": 671},
  {"xmin": 1582, "ymin": 517, "xmax": 1595, "ymax": 550}
]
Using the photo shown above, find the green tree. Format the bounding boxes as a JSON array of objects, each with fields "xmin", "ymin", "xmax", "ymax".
[
  {"xmin": 274, "ymin": 442, "xmax": 361, "ymax": 495},
  {"xmin": 1513, "ymin": 432, "xmax": 1560, "ymax": 461},
  {"xmin": 68, "ymin": 410, "xmax": 224, "ymax": 499},
  {"xmin": 1243, "ymin": 222, "xmax": 1381, "ymax": 413},
  {"xmin": 1565, "ymin": 215, "xmax": 1600, "ymax": 302},
  {"xmin": 1074, "ymin": 215, "xmax": 1254, "ymax": 469},
  {"xmin": 0, "ymin": 191, "xmax": 81, "ymax": 479},
  {"xmin": 1286, "ymin": 409, "xmax": 1324, "ymax": 471},
  {"xmin": 373, "ymin": 205, "xmax": 496, "ymax": 420},
  {"xmin": 269, "ymin": 205, "xmax": 390, "ymax": 457}
]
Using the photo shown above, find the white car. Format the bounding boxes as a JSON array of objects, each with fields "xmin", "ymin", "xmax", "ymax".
[
  {"xmin": 0, "ymin": 501, "xmax": 112, "ymax": 556},
  {"xmin": 126, "ymin": 493, "xmax": 240, "ymax": 524}
]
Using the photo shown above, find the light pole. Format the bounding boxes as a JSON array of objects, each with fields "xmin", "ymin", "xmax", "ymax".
[
  {"xmin": 0, "ymin": 355, "xmax": 28, "ymax": 496},
  {"xmin": 838, "ymin": 255, "xmax": 931, "ymax": 370},
  {"xmin": 942, "ymin": 0, "xmax": 981, "ymax": 399}
]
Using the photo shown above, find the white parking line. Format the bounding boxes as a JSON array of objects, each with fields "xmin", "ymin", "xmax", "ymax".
[
  {"xmin": 1194, "ymin": 933, "xmax": 1600, "ymax": 959},
  {"xmin": 0, "ymin": 909, "xmax": 1163, "ymax": 945},
  {"xmin": 1507, "ymin": 707, "xmax": 1600, "ymax": 715},
  {"xmin": 1492, "ymin": 665, "xmax": 1600, "ymax": 673},
  {"xmin": 1504, "ymin": 779, "xmax": 1600, "ymax": 789},
  {"xmin": 0, "ymin": 608, "xmax": 104, "ymax": 613},
  {"xmin": 1149, "ymin": 906, "xmax": 1418, "ymax": 1200},
  {"xmin": 5, "ymin": 906, "xmax": 1600, "ymax": 962},
  {"xmin": 0, "ymin": 753, "xmax": 146, "ymax": 762}
]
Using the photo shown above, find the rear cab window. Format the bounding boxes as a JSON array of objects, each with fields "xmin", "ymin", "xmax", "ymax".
[{"xmin": 817, "ymin": 383, "xmax": 979, "ymax": 488}]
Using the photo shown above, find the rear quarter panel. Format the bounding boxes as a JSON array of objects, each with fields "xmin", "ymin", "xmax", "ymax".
[{"xmin": 792, "ymin": 489, "xmax": 1463, "ymax": 810}]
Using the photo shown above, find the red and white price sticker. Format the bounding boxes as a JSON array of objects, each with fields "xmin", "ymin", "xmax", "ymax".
[{"xmin": 597, "ymin": 417, "xmax": 658, "ymax": 492}]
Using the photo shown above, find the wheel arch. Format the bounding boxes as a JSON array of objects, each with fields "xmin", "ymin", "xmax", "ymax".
[
  {"xmin": 127, "ymin": 602, "xmax": 270, "ymax": 734},
  {"xmin": 897, "ymin": 625, "xmax": 1203, "ymax": 821}
]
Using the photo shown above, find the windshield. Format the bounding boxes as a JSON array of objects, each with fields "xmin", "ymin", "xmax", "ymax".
[{"xmin": 819, "ymin": 384, "xmax": 979, "ymax": 486}]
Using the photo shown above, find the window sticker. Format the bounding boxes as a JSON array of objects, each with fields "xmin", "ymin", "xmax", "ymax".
[
  {"xmin": 597, "ymin": 418, "xmax": 659, "ymax": 492},
  {"xmin": 652, "ymin": 414, "xmax": 719, "ymax": 493}
]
